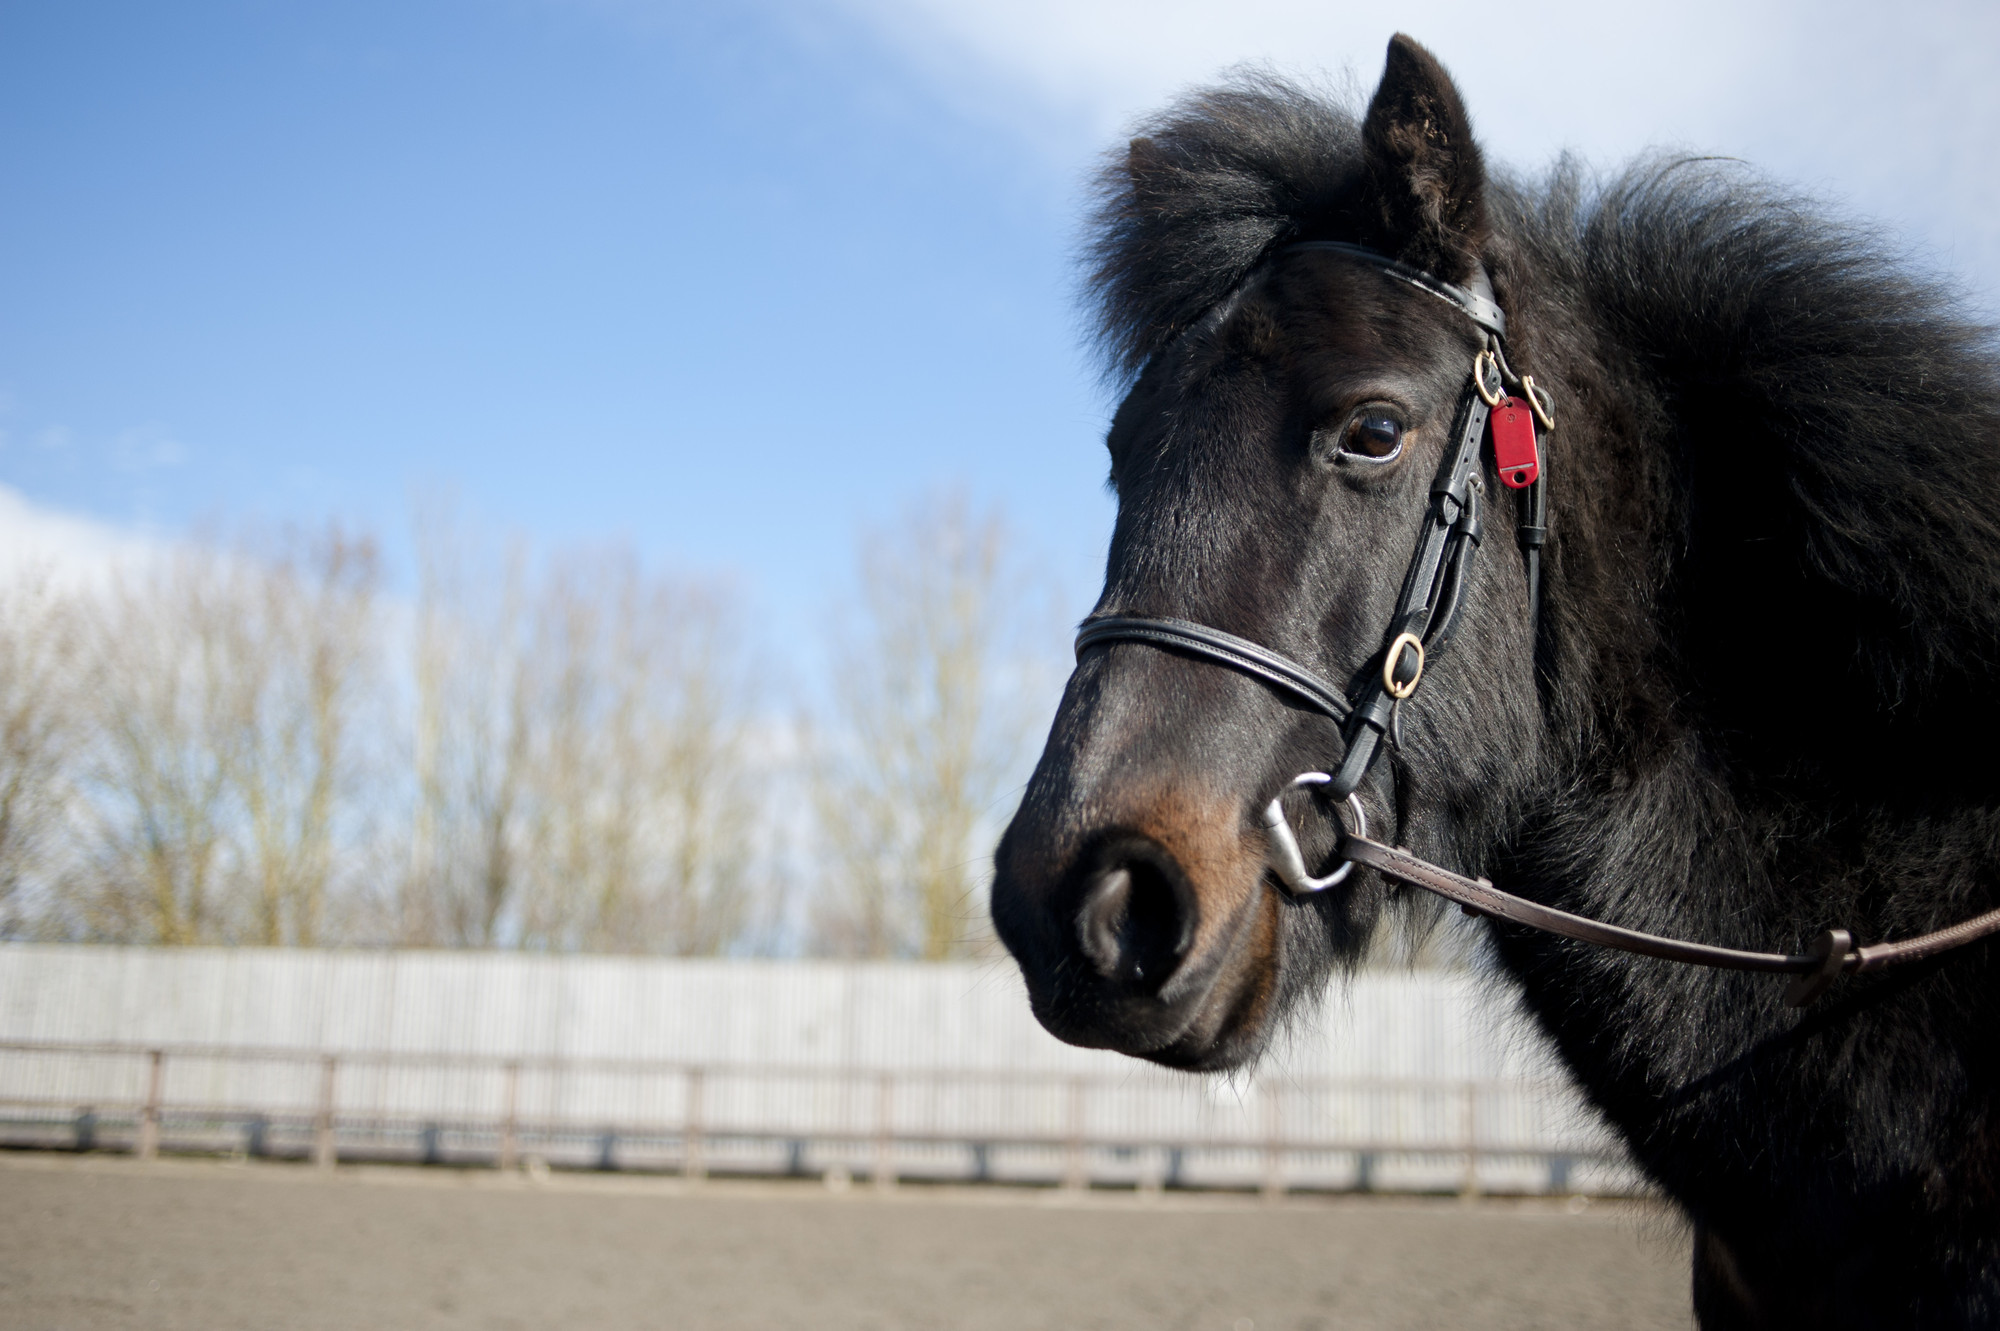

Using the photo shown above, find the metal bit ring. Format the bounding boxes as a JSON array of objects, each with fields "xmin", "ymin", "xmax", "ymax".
[{"xmin": 1261, "ymin": 772, "xmax": 1368, "ymax": 895}]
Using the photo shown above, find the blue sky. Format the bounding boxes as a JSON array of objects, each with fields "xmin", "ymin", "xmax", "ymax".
[{"xmin": 4, "ymin": 0, "xmax": 1998, "ymax": 638}]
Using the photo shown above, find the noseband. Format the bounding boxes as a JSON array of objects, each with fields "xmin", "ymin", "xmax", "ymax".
[{"xmin": 1073, "ymin": 241, "xmax": 2000, "ymax": 1006}]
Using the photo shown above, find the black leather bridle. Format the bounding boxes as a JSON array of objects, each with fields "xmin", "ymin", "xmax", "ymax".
[
  {"xmin": 1078, "ymin": 241, "xmax": 1545, "ymax": 805},
  {"xmin": 1070, "ymin": 241, "xmax": 2000, "ymax": 1006}
]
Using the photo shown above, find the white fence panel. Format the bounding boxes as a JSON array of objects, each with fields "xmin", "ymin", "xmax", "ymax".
[{"xmin": 0, "ymin": 945, "xmax": 1640, "ymax": 1194}]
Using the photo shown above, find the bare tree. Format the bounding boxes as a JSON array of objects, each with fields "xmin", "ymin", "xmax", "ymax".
[
  {"xmin": 0, "ymin": 570, "xmax": 81, "ymax": 934},
  {"xmin": 222, "ymin": 529, "xmax": 380, "ymax": 946},
  {"xmin": 16, "ymin": 495, "xmax": 1055, "ymax": 958},
  {"xmin": 401, "ymin": 517, "xmax": 765, "ymax": 955},
  {"xmin": 61, "ymin": 529, "xmax": 381, "ymax": 945},
  {"xmin": 809, "ymin": 494, "xmax": 1055, "ymax": 959},
  {"xmin": 402, "ymin": 516, "xmax": 536, "ymax": 948},
  {"xmin": 635, "ymin": 573, "xmax": 766, "ymax": 954},
  {"xmin": 71, "ymin": 545, "xmax": 249, "ymax": 943},
  {"xmin": 515, "ymin": 552, "xmax": 763, "ymax": 954}
]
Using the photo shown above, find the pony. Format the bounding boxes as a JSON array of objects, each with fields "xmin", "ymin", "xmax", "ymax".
[{"xmin": 990, "ymin": 34, "xmax": 2000, "ymax": 1329}]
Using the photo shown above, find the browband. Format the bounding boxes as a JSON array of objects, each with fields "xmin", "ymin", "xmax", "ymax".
[{"xmin": 1288, "ymin": 241, "xmax": 1507, "ymax": 339}]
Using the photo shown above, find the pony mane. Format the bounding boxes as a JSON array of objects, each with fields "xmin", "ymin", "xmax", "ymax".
[
  {"xmin": 1085, "ymin": 73, "xmax": 1368, "ymax": 385},
  {"xmin": 1517, "ymin": 161, "xmax": 2000, "ymax": 692},
  {"xmin": 1086, "ymin": 73, "xmax": 2000, "ymax": 702}
]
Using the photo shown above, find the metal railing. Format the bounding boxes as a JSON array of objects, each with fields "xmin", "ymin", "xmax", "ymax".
[{"xmin": 0, "ymin": 1039, "xmax": 1639, "ymax": 1196}]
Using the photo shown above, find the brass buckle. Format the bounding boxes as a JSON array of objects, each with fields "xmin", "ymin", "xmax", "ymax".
[
  {"xmin": 1383, "ymin": 632, "xmax": 1425, "ymax": 699},
  {"xmin": 1521, "ymin": 375, "xmax": 1556, "ymax": 429},
  {"xmin": 1473, "ymin": 350, "xmax": 1504, "ymax": 408}
]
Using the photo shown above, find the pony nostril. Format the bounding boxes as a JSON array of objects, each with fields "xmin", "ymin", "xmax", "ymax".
[
  {"xmin": 1075, "ymin": 857, "xmax": 1195, "ymax": 988},
  {"xmin": 1077, "ymin": 869, "xmax": 1132, "ymax": 978}
]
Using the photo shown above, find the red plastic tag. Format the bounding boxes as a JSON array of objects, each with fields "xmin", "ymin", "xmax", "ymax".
[{"xmin": 1489, "ymin": 396, "xmax": 1540, "ymax": 489}]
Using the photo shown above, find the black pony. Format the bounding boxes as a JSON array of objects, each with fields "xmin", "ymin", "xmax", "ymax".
[{"xmin": 991, "ymin": 34, "xmax": 2000, "ymax": 1329}]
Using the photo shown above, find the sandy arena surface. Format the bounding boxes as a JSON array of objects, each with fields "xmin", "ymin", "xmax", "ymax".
[{"xmin": 0, "ymin": 1151, "xmax": 1690, "ymax": 1330}]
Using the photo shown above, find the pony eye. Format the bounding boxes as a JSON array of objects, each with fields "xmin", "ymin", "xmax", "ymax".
[{"xmin": 1340, "ymin": 410, "xmax": 1404, "ymax": 461}]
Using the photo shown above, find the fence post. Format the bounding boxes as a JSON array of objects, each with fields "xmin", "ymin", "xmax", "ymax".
[
  {"xmin": 1062, "ymin": 1078, "xmax": 1087, "ymax": 1191},
  {"xmin": 314, "ymin": 1056, "xmax": 339, "ymax": 1170},
  {"xmin": 498, "ymin": 1061, "xmax": 520, "ymax": 1172},
  {"xmin": 1136, "ymin": 1145, "xmax": 1163, "ymax": 1196},
  {"xmin": 1260, "ymin": 1081, "xmax": 1285, "ymax": 1202},
  {"xmin": 684, "ymin": 1067, "xmax": 706, "ymax": 1183},
  {"xmin": 135, "ymin": 1050, "xmax": 164, "ymax": 1160},
  {"xmin": 1459, "ymin": 1080, "xmax": 1480, "ymax": 1200},
  {"xmin": 872, "ymin": 1072, "xmax": 895, "ymax": 1191}
]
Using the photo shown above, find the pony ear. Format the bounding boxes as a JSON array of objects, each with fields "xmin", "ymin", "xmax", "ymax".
[{"xmin": 1358, "ymin": 35, "xmax": 1488, "ymax": 278}]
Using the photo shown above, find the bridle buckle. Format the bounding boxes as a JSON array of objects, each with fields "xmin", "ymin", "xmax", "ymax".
[{"xmin": 1382, "ymin": 632, "xmax": 1425, "ymax": 700}]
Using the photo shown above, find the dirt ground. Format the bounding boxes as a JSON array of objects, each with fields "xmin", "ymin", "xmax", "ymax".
[{"xmin": 0, "ymin": 1152, "xmax": 1690, "ymax": 1330}]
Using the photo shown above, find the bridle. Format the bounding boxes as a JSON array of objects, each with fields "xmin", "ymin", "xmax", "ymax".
[{"xmin": 1073, "ymin": 241, "xmax": 2000, "ymax": 1007}]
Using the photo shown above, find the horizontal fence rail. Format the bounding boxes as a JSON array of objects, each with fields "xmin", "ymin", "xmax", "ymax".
[
  {"xmin": 0, "ymin": 1039, "xmax": 1642, "ymax": 1197},
  {"xmin": 0, "ymin": 947, "xmax": 1648, "ymax": 1196}
]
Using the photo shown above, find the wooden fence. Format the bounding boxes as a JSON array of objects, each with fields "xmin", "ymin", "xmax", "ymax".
[
  {"xmin": 0, "ymin": 1039, "xmax": 1638, "ymax": 1196},
  {"xmin": 0, "ymin": 947, "xmax": 1644, "ymax": 1195}
]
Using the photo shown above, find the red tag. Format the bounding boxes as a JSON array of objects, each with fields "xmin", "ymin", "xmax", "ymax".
[{"xmin": 1489, "ymin": 396, "xmax": 1540, "ymax": 489}]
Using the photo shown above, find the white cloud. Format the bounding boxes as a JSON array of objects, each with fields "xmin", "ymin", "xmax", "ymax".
[
  {"xmin": 823, "ymin": 0, "xmax": 2000, "ymax": 300},
  {"xmin": 0, "ymin": 485, "xmax": 160, "ymax": 589},
  {"xmin": 828, "ymin": 0, "xmax": 1764, "ymax": 152}
]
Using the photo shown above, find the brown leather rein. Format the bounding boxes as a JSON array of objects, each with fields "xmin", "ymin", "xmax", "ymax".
[
  {"xmin": 1342, "ymin": 837, "xmax": 2000, "ymax": 1008},
  {"xmin": 1074, "ymin": 241, "xmax": 2000, "ymax": 1007}
]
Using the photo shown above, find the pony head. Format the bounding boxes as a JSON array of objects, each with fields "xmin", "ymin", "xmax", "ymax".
[{"xmin": 992, "ymin": 37, "xmax": 1541, "ymax": 1069}]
